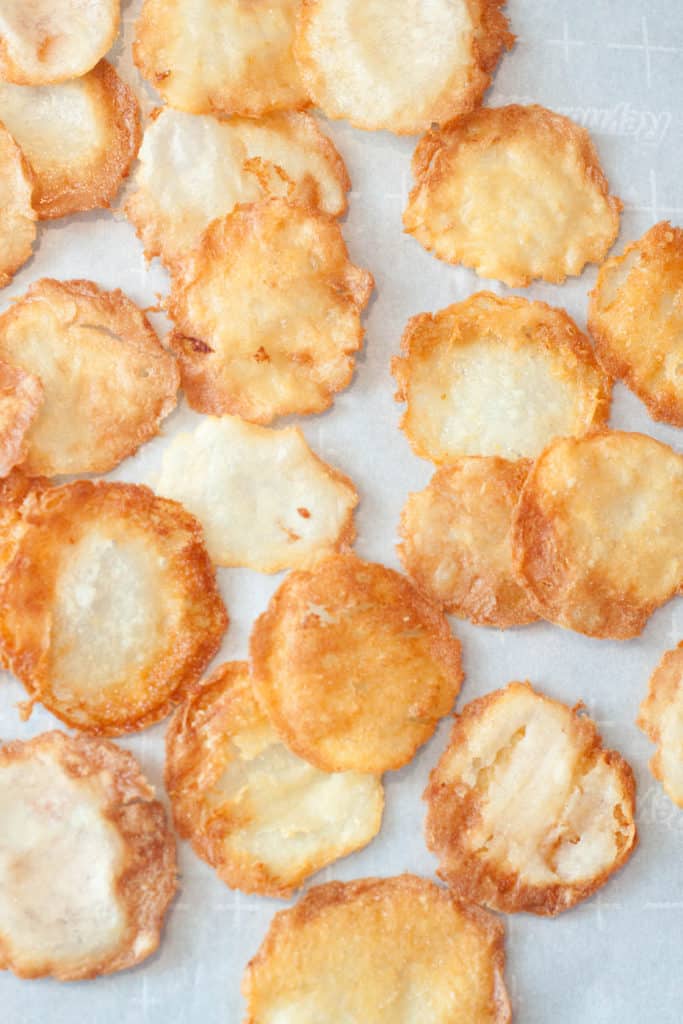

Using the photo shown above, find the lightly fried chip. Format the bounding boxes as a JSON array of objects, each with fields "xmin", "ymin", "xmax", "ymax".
[
  {"xmin": 0, "ymin": 278, "xmax": 179, "ymax": 477},
  {"xmin": 0, "ymin": 122, "xmax": 36, "ymax": 287},
  {"xmin": 0, "ymin": 480, "xmax": 228, "ymax": 735},
  {"xmin": 404, "ymin": 104, "xmax": 621, "ymax": 286},
  {"xmin": 637, "ymin": 643, "xmax": 683, "ymax": 808},
  {"xmin": 588, "ymin": 221, "xmax": 683, "ymax": 426},
  {"xmin": 166, "ymin": 662, "xmax": 383, "ymax": 897},
  {"xmin": 242, "ymin": 875, "xmax": 511, "ymax": 1024},
  {"xmin": 0, "ymin": 61, "xmax": 140, "ymax": 219},
  {"xmin": 156, "ymin": 414, "xmax": 358, "ymax": 572},
  {"xmin": 393, "ymin": 292, "xmax": 610, "ymax": 463},
  {"xmin": 424, "ymin": 682, "xmax": 637, "ymax": 916},
  {"xmin": 512, "ymin": 430, "xmax": 683, "ymax": 640},
  {"xmin": 250, "ymin": 552, "xmax": 463, "ymax": 774},
  {"xmin": 0, "ymin": 359, "xmax": 43, "ymax": 478},
  {"xmin": 0, "ymin": 731, "xmax": 176, "ymax": 981},
  {"xmin": 167, "ymin": 198, "xmax": 373, "ymax": 424}
]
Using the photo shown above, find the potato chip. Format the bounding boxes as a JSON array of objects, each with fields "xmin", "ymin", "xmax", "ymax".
[
  {"xmin": 425, "ymin": 682, "xmax": 637, "ymax": 916},
  {"xmin": 0, "ymin": 122, "xmax": 36, "ymax": 287},
  {"xmin": 0, "ymin": 278, "xmax": 179, "ymax": 477},
  {"xmin": 156, "ymin": 414, "xmax": 357, "ymax": 572},
  {"xmin": 0, "ymin": 730, "xmax": 176, "ymax": 980},
  {"xmin": 393, "ymin": 292, "xmax": 610, "ymax": 463},
  {"xmin": 404, "ymin": 105, "xmax": 621, "ymax": 286},
  {"xmin": 0, "ymin": 359, "xmax": 42, "ymax": 478},
  {"xmin": 250, "ymin": 552, "xmax": 463, "ymax": 773},
  {"xmin": 637, "ymin": 643, "xmax": 683, "ymax": 808},
  {"xmin": 167, "ymin": 198, "xmax": 373, "ymax": 423},
  {"xmin": 242, "ymin": 875, "xmax": 511, "ymax": 1023},
  {"xmin": 0, "ymin": 480, "xmax": 228, "ymax": 735},
  {"xmin": 512, "ymin": 430, "xmax": 683, "ymax": 639},
  {"xmin": 0, "ymin": 61, "xmax": 140, "ymax": 219}
]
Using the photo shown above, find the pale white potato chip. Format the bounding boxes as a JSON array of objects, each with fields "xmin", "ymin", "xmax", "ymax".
[
  {"xmin": 0, "ymin": 122, "xmax": 36, "ymax": 287},
  {"xmin": 638, "ymin": 644, "xmax": 683, "ymax": 808},
  {"xmin": 0, "ymin": 359, "xmax": 43, "ymax": 478}
]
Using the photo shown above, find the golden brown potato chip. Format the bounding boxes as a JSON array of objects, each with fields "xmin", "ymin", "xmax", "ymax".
[
  {"xmin": 250, "ymin": 552, "xmax": 463, "ymax": 774},
  {"xmin": 512, "ymin": 430, "xmax": 683, "ymax": 639},
  {"xmin": 167, "ymin": 198, "xmax": 373, "ymax": 423},
  {"xmin": 0, "ymin": 359, "xmax": 42, "ymax": 478},
  {"xmin": 0, "ymin": 468, "xmax": 49, "ymax": 583},
  {"xmin": 0, "ymin": 730, "xmax": 176, "ymax": 981},
  {"xmin": 589, "ymin": 221, "xmax": 683, "ymax": 426},
  {"xmin": 0, "ymin": 61, "xmax": 140, "ymax": 219},
  {"xmin": 0, "ymin": 278, "xmax": 179, "ymax": 477},
  {"xmin": 242, "ymin": 875, "xmax": 511, "ymax": 1023},
  {"xmin": 425, "ymin": 682, "xmax": 637, "ymax": 916},
  {"xmin": 166, "ymin": 661, "xmax": 383, "ymax": 897},
  {"xmin": 393, "ymin": 292, "xmax": 610, "ymax": 463},
  {"xmin": 637, "ymin": 643, "xmax": 683, "ymax": 808},
  {"xmin": 0, "ymin": 122, "xmax": 36, "ymax": 287},
  {"xmin": 0, "ymin": 480, "xmax": 228, "ymax": 735},
  {"xmin": 404, "ymin": 105, "xmax": 621, "ymax": 286}
]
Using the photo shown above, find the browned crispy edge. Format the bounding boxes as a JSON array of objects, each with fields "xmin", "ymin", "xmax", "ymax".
[
  {"xmin": 0, "ymin": 124, "xmax": 37, "ymax": 287},
  {"xmin": 637, "ymin": 641, "xmax": 683, "ymax": 807}
]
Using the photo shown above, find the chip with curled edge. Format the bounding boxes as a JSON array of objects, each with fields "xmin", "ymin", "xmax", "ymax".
[
  {"xmin": 0, "ymin": 122, "xmax": 36, "ymax": 288},
  {"xmin": 638, "ymin": 643, "xmax": 683, "ymax": 808}
]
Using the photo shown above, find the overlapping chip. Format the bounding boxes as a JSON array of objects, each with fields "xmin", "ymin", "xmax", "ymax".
[
  {"xmin": 0, "ymin": 122, "xmax": 36, "ymax": 287},
  {"xmin": 637, "ymin": 644, "xmax": 683, "ymax": 807}
]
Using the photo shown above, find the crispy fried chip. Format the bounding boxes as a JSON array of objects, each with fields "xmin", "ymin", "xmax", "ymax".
[
  {"xmin": 589, "ymin": 221, "xmax": 683, "ymax": 426},
  {"xmin": 512, "ymin": 431, "xmax": 683, "ymax": 639},
  {"xmin": 637, "ymin": 643, "xmax": 683, "ymax": 808},
  {"xmin": 166, "ymin": 662, "xmax": 383, "ymax": 897},
  {"xmin": 0, "ymin": 359, "xmax": 42, "ymax": 478},
  {"xmin": 0, "ymin": 122, "xmax": 36, "ymax": 287},
  {"xmin": 0, "ymin": 61, "xmax": 140, "ymax": 219},
  {"xmin": 393, "ymin": 292, "xmax": 610, "ymax": 463},
  {"xmin": 156, "ymin": 414, "xmax": 357, "ymax": 572},
  {"xmin": 0, "ymin": 731, "xmax": 176, "ymax": 981},
  {"xmin": 0, "ymin": 469, "xmax": 49, "ymax": 582},
  {"xmin": 0, "ymin": 278, "xmax": 179, "ymax": 477},
  {"xmin": 250, "ymin": 552, "xmax": 463, "ymax": 773},
  {"xmin": 404, "ymin": 105, "xmax": 621, "ymax": 286},
  {"xmin": 0, "ymin": 480, "xmax": 228, "ymax": 735},
  {"xmin": 167, "ymin": 198, "xmax": 373, "ymax": 423},
  {"xmin": 242, "ymin": 875, "xmax": 511, "ymax": 1023},
  {"xmin": 295, "ymin": 0, "xmax": 513, "ymax": 135}
]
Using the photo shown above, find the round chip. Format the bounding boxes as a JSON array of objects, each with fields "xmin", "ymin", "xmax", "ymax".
[
  {"xmin": 0, "ymin": 278, "xmax": 179, "ymax": 477},
  {"xmin": 392, "ymin": 292, "xmax": 610, "ymax": 463},
  {"xmin": 0, "ymin": 122, "xmax": 36, "ymax": 287},
  {"xmin": 250, "ymin": 552, "xmax": 463, "ymax": 774},
  {"xmin": 0, "ymin": 480, "xmax": 229, "ymax": 735},
  {"xmin": 242, "ymin": 875, "xmax": 511, "ymax": 1023},
  {"xmin": 0, "ymin": 61, "xmax": 140, "ymax": 219},
  {"xmin": 403, "ymin": 104, "xmax": 621, "ymax": 287},
  {"xmin": 398, "ymin": 457, "xmax": 538, "ymax": 628},
  {"xmin": 166, "ymin": 662, "xmax": 384, "ymax": 897},
  {"xmin": 588, "ymin": 221, "xmax": 683, "ymax": 426},
  {"xmin": 512, "ymin": 431, "xmax": 683, "ymax": 640},
  {"xmin": 295, "ymin": 0, "xmax": 513, "ymax": 135},
  {"xmin": 167, "ymin": 198, "xmax": 373, "ymax": 424},
  {"xmin": 0, "ymin": 359, "xmax": 43, "ymax": 478},
  {"xmin": 0, "ymin": 731, "xmax": 176, "ymax": 981},
  {"xmin": 637, "ymin": 643, "xmax": 683, "ymax": 808},
  {"xmin": 424, "ymin": 682, "xmax": 638, "ymax": 916}
]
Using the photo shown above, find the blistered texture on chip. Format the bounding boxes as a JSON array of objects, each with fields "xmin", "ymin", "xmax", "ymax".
[
  {"xmin": 512, "ymin": 431, "xmax": 683, "ymax": 639},
  {"xmin": 0, "ymin": 480, "xmax": 228, "ymax": 735},
  {"xmin": 0, "ymin": 122, "xmax": 36, "ymax": 287},
  {"xmin": 242, "ymin": 875, "xmax": 511, "ymax": 1023},
  {"xmin": 156, "ymin": 415, "xmax": 357, "ymax": 572},
  {"xmin": 167, "ymin": 198, "xmax": 373, "ymax": 423},
  {"xmin": 589, "ymin": 222, "xmax": 683, "ymax": 426},
  {"xmin": 0, "ymin": 61, "xmax": 140, "ymax": 219},
  {"xmin": 0, "ymin": 279, "xmax": 178, "ymax": 477},
  {"xmin": 425, "ymin": 682, "xmax": 637, "ymax": 916},
  {"xmin": 393, "ymin": 293, "xmax": 610, "ymax": 463},
  {"xmin": 166, "ymin": 662, "xmax": 383, "ymax": 897},
  {"xmin": 295, "ymin": 0, "xmax": 513, "ymax": 135},
  {"xmin": 404, "ymin": 105, "xmax": 621, "ymax": 286},
  {"xmin": 0, "ymin": 359, "xmax": 43, "ymax": 478},
  {"xmin": 134, "ymin": 0, "xmax": 308, "ymax": 116},
  {"xmin": 0, "ymin": 731, "xmax": 176, "ymax": 980},
  {"xmin": 637, "ymin": 644, "xmax": 683, "ymax": 808},
  {"xmin": 250, "ymin": 552, "xmax": 463, "ymax": 774},
  {"xmin": 0, "ymin": 469, "xmax": 49, "ymax": 582},
  {"xmin": 398, "ymin": 457, "xmax": 538, "ymax": 628}
]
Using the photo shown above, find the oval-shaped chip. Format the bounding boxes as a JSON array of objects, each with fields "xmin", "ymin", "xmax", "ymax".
[
  {"xmin": 638, "ymin": 643, "xmax": 683, "ymax": 808},
  {"xmin": 0, "ymin": 480, "xmax": 228, "ymax": 735},
  {"xmin": 425, "ymin": 682, "xmax": 637, "ymax": 916},
  {"xmin": 0, "ymin": 122, "xmax": 36, "ymax": 287},
  {"xmin": 404, "ymin": 105, "xmax": 621, "ymax": 286},
  {"xmin": 0, "ymin": 730, "xmax": 176, "ymax": 980},
  {"xmin": 0, "ymin": 359, "xmax": 43, "ymax": 478}
]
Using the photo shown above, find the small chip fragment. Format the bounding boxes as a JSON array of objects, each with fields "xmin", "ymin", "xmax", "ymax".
[
  {"xmin": 0, "ymin": 122, "xmax": 36, "ymax": 287},
  {"xmin": 250, "ymin": 552, "xmax": 463, "ymax": 774},
  {"xmin": 393, "ymin": 292, "xmax": 610, "ymax": 463},
  {"xmin": 425, "ymin": 682, "xmax": 637, "ymax": 916},
  {"xmin": 242, "ymin": 874, "xmax": 511, "ymax": 1023},
  {"xmin": 512, "ymin": 430, "xmax": 683, "ymax": 639},
  {"xmin": 404, "ymin": 105, "xmax": 621, "ymax": 286},
  {"xmin": 0, "ymin": 278, "xmax": 178, "ymax": 477},
  {"xmin": 167, "ymin": 198, "xmax": 373, "ymax": 423},
  {"xmin": 0, "ymin": 730, "xmax": 176, "ymax": 980},
  {"xmin": 0, "ymin": 480, "xmax": 228, "ymax": 735},
  {"xmin": 637, "ymin": 643, "xmax": 683, "ymax": 808},
  {"xmin": 0, "ymin": 359, "xmax": 42, "ymax": 478},
  {"xmin": 166, "ymin": 661, "xmax": 383, "ymax": 897}
]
